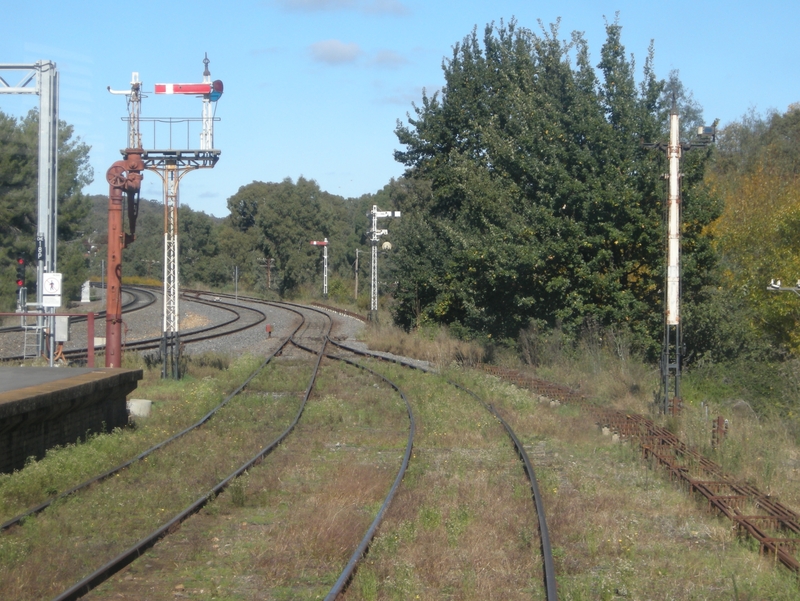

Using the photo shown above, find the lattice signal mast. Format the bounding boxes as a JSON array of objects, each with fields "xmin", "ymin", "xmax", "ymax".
[
  {"xmin": 367, "ymin": 205, "xmax": 400, "ymax": 321},
  {"xmin": 152, "ymin": 54, "xmax": 223, "ymax": 378},
  {"xmin": 109, "ymin": 54, "xmax": 222, "ymax": 378}
]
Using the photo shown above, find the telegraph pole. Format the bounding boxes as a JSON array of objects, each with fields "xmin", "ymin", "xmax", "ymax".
[{"xmin": 367, "ymin": 205, "xmax": 400, "ymax": 322}]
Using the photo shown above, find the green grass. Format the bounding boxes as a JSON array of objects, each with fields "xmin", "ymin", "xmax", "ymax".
[{"xmin": 3, "ymin": 324, "xmax": 800, "ymax": 600}]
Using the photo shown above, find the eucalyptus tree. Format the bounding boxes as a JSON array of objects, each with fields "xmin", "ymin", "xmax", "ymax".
[
  {"xmin": 0, "ymin": 109, "xmax": 93, "ymax": 309},
  {"xmin": 391, "ymin": 19, "xmax": 719, "ymax": 355}
]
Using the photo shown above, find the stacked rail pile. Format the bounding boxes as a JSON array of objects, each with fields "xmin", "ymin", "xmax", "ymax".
[{"xmin": 480, "ymin": 364, "xmax": 800, "ymax": 572}]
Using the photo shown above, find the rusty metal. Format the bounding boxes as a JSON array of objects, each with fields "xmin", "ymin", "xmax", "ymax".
[
  {"xmin": 483, "ymin": 365, "xmax": 800, "ymax": 574},
  {"xmin": 668, "ymin": 396, "xmax": 683, "ymax": 416},
  {"xmin": 105, "ymin": 151, "xmax": 143, "ymax": 367},
  {"xmin": 711, "ymin": 415, "xmax": 728, "ymax": 449}
]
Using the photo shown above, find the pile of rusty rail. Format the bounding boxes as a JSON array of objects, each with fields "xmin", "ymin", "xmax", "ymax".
[
  {"xmin": 480, "ymin": 364, "xmax": 800, "ymax": 572},
  {"xmin": 309, "ymin": 302, "xmax": 368, "ymax": 323}
]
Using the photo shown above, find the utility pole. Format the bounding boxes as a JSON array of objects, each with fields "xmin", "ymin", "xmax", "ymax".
[
  {"xmin": 644, "ymin": 99, "xmax": 715, "ymax": 414},
  {"xmin": 366, "ymin": 205, "xmax": 400, "ymax": 322}
]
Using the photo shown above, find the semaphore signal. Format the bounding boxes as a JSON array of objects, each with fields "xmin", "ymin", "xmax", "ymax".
[{"xmin": 108, "ymin": 54, "xmax": 223, "ymax": 376}]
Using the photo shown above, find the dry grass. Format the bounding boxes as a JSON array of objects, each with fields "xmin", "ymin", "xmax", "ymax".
[
  {"xmin": 85, "ymin": 356, "xmax": 410, "ymax": 600},
  {"xmin": 7, "ymin": 323, "xmax": 800, "ymax": 600},
  {"xmin": 363, "ymin": 323, "xmax": 484, "ymax": 368}
]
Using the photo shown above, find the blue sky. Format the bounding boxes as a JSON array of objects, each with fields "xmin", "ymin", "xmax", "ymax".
[{"xmin": 1, "ymin": 1, "xmax": 798, "ymax": 217}]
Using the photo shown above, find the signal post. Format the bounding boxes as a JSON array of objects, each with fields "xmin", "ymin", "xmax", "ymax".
[
  {"xmin": 366, "ymin": 205, "xmax": 400, "ymax": 322},
  {"xmin": 108, "ymin": 55, "xmax": 222, "ymax": 377}
]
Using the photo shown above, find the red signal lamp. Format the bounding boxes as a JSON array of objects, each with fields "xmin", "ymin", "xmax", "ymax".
[
  {"xmin": 210, "ymin": 80, "xmax": 223, "ymax": 102},
  {"xmin": 15, "ymin": 256, "xmax": 25, "ymax": 288}
]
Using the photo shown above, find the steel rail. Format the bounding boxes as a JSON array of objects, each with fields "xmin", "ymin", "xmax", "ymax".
[
  {"xmin": 327, "ymin": 338, "xmax": 558, "ymax": 601},
  {"xmin": 1, "ymin": 292, "xmax": 266, "ymax": 364},
  {"xmin": 1, "ymin": 305, "xmax": 302, "ymax": 532},
  {"xmin": 50, "ymin": 303, "xmax": 331, "ymax": 601},
  {"xmin": 228, "ymin": 301, "xmax": 416, "ymax": 600},
  {"xmin": 0, "ymin": 285, "xmax": 156, "ymax": 334},
  {"xmin": 482, "ymin": 364, "xmax": 800, "ymax": 575},
  {"xmin": 321, "ymin": 350, "xmax": 414, "ymax": 601}
]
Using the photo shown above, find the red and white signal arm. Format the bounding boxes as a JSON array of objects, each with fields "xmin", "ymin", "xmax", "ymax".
[
  {"xmin": 310, "ymin": 240, "xmax": 328, "ymax": 246},
  {"xmin": 155, "ymin": 80, "xmax": 224, "ymax": 101}
]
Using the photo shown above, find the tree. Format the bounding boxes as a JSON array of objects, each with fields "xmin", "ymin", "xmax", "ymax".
[
  {"xmin": 226, "ymin": 177, "xmax": 354, "ymax": 296},
  {"xmin": 0, "ymin": 109, "xmax": 93, "ymax": 309},
  {"xmin": 706, "ymin": 105, "xmax": 800, "ymax": 354},
  {"xmin": 391, "ymin": 18, "xmax": 719, "ymax": 356}
]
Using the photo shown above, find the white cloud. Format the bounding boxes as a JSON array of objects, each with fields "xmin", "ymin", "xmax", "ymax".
[
  {"xmin": 309, "ymin": 39, "xmax": 362, "ymax": 65},
  {"xmin": 372, "ymin": 49, "xmax": 409, "ymax": 69},
  {"xmin": 276, "ymin": 0, "xmax": 409, "ymax": 16}
]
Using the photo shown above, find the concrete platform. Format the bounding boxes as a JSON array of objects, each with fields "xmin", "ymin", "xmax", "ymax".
[{"xmin": 0, "ymin": 367, "xmax": 143, "ymax": 473}]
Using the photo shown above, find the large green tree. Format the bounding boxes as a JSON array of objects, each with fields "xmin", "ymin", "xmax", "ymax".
[
  {"xmin": 704, "ymin": 105, "xmax": 800, "ymax": 356},
  {"xmin": 0, "ymin": 109, "xmax": 93, "ymax": 310},
  {"xmin": 391, "ymin": 19, "xmax": 719, "ymax": 356},
  {"xmin": 227, "ymin": 177, "xmax": 359, "ymax": 295}
]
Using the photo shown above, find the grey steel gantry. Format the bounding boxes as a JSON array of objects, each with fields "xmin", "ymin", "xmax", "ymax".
[{"xmin": 0, "ymin": 61, "xmax": 59, "ymax": 356}]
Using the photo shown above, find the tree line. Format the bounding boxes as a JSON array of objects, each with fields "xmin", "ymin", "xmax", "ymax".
[{"xmin": 2, "ymin": 16, "xmax": 800, "ymax": 375}]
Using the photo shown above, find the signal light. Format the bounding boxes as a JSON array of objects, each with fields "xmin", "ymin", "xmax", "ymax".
[
  {"xmin": 15, "ymin": 256, "xmax": 25, "ymax": 288},
  {"xmin": 210, "ymin": 80, "xmax": 223, "ymax": 102}
]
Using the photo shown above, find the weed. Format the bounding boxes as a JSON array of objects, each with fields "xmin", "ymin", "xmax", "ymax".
[{"xmin": 229, "ymin": 477, "xmax": 247, "ymax": 508}]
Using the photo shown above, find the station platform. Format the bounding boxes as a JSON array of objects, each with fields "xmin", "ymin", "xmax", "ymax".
[{"xmin": 0, "ymin": 367, "xmax": 143, "ymax": 473}]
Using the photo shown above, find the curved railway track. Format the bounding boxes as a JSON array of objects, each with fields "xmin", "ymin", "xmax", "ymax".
[
  {"xmin": 480, "ymin": 364, "xmax": 800, "ymax": 579},
  {"xmin": 0, "ymin": 297, "xmax": 556, "ymax": 600},
  {"xmin": 0, "ymin": 287, "xmax": 265, "ymax": 363},
  {"xmin": 49, "ymin": 302, "xmax": 333, "ymax": 601},
  {"xmin": 324, "ymin": 335, "xmax": 557, "ymax": 601},
  {"xmin": 0, "ymin": 285, "xmax": 156, "ymax": 335}
]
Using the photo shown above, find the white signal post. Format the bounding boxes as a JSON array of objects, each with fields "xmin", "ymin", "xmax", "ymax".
[
  {"xmin": 310, "ymin": 239, "xmax": 329, "ymax": 297},
  {"xmin": 367, "ymin": 205, "xmax": 400, "ymax": 321},
  {"xmin": 661, "ymin": 103, "xmax": 682, "ymax": 414},
  {"xmin": 644, "ymin": 99, "xmax": 715, "ymax": 414},
  {"xmin": 111, "ymin": 54, "xmax": 222, "ymax": 378}
]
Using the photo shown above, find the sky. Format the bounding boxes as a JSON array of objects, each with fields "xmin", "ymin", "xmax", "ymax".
[{"xmin": 1, "ymin": 1, "xmax": 799, "ymax": 217}]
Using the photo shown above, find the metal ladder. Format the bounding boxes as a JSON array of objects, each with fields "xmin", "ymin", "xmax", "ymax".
[{"xmin": 22, "ymin": 325, "xmax": 41, "ymax": 359}]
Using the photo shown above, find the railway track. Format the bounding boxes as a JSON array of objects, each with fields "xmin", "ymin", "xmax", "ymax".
[
  {"xmin": 0, "ymin": 286, "xmax": 265, "ymax": 363},
  {"xmin": 480, "ymin": 364, "xmax": 800, "ymax": 577},
  {"xmin": 0, "ymin": 285, "xmax": 156, "ymax": 336},
  {"xmin": 326, "ymin": 337, "xmax": 557, "ymax": 600},
  {"xmin": 0, "ymin": 301, "xmax": 324, "ymax": 599},
  {"xmin": 0, "ymin": 298, "xmax": 557, "ymax": 600},
  {"xmin": 0, "ymin": 301, "xmax": 413, "ymax": 600}
]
